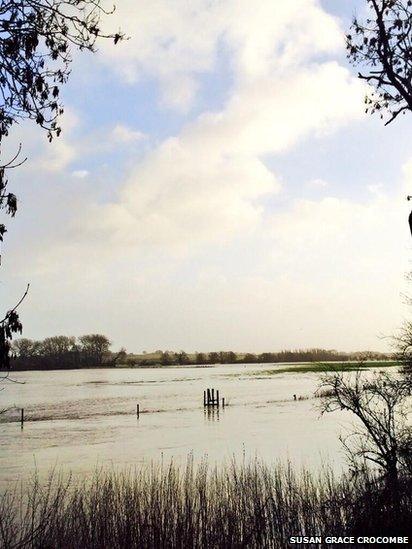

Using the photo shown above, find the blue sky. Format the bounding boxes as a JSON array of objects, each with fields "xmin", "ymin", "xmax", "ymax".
[{"xmin": 2, "ymin": 0, "xmax": 412, "ymax": 353}]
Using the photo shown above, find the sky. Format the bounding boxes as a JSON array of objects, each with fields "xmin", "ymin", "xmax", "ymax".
[{"xmin": 2, "ymin": 0, "xmax": 412, "ymax": 353}]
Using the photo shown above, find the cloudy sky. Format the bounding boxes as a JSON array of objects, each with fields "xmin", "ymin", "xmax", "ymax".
[{"xmin": 2, "ymin": 0, "xmax": 412, "ymax": 353}]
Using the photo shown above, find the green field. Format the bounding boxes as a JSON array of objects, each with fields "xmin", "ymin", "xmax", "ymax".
[{"xmin": 253, "ymin": 361, "xmax": 399, "ymax": 376}]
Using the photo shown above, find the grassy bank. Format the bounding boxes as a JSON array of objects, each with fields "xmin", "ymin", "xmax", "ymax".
[
  {"xmin": 252, "ymin": 361, "xmax": 399, "ymax": 376},
  {"xmin": 1, "ymin": 461, "xmax": 410, "ymax": 548}
]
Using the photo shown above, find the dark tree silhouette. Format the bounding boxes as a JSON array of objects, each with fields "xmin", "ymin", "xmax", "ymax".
[
  {"xmin": 346, "ymin": 0, "xmax": 412, "ymax": 126},
  {"xmin": 0, "ymin": 1, "xmax": 123, "ymax": 370},
  {"xmin": 78, "ymin": 334, "xmax": 111, "ymax": 366},
  {"xmin": 318, "ymin": 370, "xmax": 412, "ymax": 489}
]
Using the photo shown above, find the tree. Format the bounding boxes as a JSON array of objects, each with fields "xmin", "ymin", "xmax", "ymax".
[
  {"xmin": 0, "ymin": 282, "xmax": 28, "ymax": 371},
  {"xmin": 318, "ymin": 369, "xmax": 412, "ymax": 489},
  {"xmin": 11, "ymin": 337, "xmax": 41, "ymax": 358},
  {"xmin": 0, "ymin": 1, "xmax": 123, "ymax": 370},
  {"xmin": 392, "ymin": 319, "xmax": 412, "ymax": 380},
  {"xmin": 219, "ymin": 351, "xmax": 237, "ymax": 364},
  {"xmin": 41, "ymin": 335, "xmax": 76, "ymax": 356},
  {"xmin": 112, "ymin": 347, "xmax": 127, "ymax": 366},
  {"xmin": 176, "ymin": 351, "xmax": 190, "ymax": 365},
  {"xmin": 258, "ymin": 352, "xmax": 274, "ymax": 363},
  {"xmin": 346, "ymin": 0, "xmax": 412, "ymax": 125},
  {"xmin": 79, "ymin": 334, "xmax": 111, "ymax": 365},
  {"xmin": 208, "ymin": 352, "xmax": 220, "ymax": 364},
  {"xmin": 195, "ymin": 352, "xmax": 207, "ymax": 364},
  {"xmin": 160, "ymin": 351, "xmax": 174, "ymax": 366}
]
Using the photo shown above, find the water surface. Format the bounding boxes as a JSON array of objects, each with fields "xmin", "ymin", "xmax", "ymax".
[{"xmin": 0, "ymin": 364, "xmax": 353, "ymax": 487}]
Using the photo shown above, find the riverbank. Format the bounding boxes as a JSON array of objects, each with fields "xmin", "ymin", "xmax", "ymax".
[
  {"xmin": 249, "ymin": 360, "xmax": 399, "ymax": 376},
  {"xmin": 6, "ymin": 359, "xmax": 398, "ymax": 373}
]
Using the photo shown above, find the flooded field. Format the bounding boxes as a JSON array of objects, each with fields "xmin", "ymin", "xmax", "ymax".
[{"xmin": 0, "ymin": 364, "xmax": 356, "ymax": 487}]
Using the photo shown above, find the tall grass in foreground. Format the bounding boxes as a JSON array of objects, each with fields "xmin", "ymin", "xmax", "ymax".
[{"xmin": 0, "ymin": 461, "xmax": 411, "ymax": 549}]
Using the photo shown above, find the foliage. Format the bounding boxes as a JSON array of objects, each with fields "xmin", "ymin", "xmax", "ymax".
[
  {"xmin": 0, "ymin": 282, "xmax": 28, "ymax": 371},
  {"xmin": 42, "ymin": 335, "xmax": 76, "ymax": 356},
  {"xmin": 10, "ymin": 342, "xmax": 394, "ymax": 370},
  {"xmin": 195, "ymin": 352, "xmax": 207, "ymax": 364},
  {"xmin": 78, "ymin": 333, "xmax": 111, "ymax": 363},
  {"xmin": 11, "ymin": 337, "xmax": 42, "ymax": 358},
  {"xmin": 0, "ymin": 0, "xmax": 123, "ymax": 141},
  {"xmin": 176, "ymin": 350, "xmax": 190, "ymax": 365},
  {"xmin": 11, "ymin": 333, "xmax": 112, "ymax": 369},
  {"xmin": 346, "ymin": 0, "xmax": 412, "ymax": 125}
]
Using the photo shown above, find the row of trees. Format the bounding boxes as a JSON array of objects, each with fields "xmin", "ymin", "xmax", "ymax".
[
  {"xmin": 10, "ymin": 341, "xmax": 390, "ymax": 369},
  {"xmin": 130, "ymin": 348, "xmax": 390, "ymax": 367},
  {"xmin": 11, "ymin": 334, "xmax": 111, "ymax": 370}
]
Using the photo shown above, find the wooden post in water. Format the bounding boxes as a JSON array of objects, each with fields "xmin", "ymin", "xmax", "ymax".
[
  {"xmin": 20, "ymin": 408, "xmax": 24, "ymax": 429},
  {"xmin": 204, "ymin": 388, "xmax": 224, "ymax": 408},
  {"xmin": 136, "ymin": 404, "xmax": 140, "ymax": 418}
]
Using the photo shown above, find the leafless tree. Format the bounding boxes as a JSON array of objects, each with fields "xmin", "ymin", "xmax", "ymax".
[
  {"xmin": 346, "ymin": 0, "xmax": 412, "ymax": 125},
  {"xmin": 392, "ymin": 320, "xmax": 412, "ymax": 380},
  {"xmin": 318, "ymin": 369, "xmax": 412, "ymax": 489}
]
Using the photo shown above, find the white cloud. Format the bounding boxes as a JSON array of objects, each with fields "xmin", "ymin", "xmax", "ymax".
[
  {"xmin": 100, "ymin": 0, "xmax": 344, "ymax": 109},
  {"xmin": 84, "ymin": 143, "xmax": 279, "ymax": 250},
  {"xmin": 111, "ymin": 124, "xmax": 147, "ymax": 143},
  {"xmin": 10, "ymin": 177, "xmax": 410, "ymax": 352},
  {"xmin": 81, "ymin": 61, "xmax": 364, "ymax": 250},
  {"xmin": 72, "ymin": 169, "xmax": 89, "ymax": 179},
  {"xmin": 36, "ymin": 138, "xmax": 75, "ymax": 172},
  {"xmin": 6, "ymin": 0, "xmax": 404, "ymax": 353}
]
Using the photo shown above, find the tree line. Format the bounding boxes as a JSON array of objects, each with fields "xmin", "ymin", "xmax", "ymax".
[
  {"xmin": 11, "ymin": 334, "xmax": 112, "ymax": 370},
  {"xmin": 136, "ymin": 348, "xmax": 390, "ymax": 367},
  {"xmin": 11, "ymin": 339, "xmax": 391, "ymax": 370}
]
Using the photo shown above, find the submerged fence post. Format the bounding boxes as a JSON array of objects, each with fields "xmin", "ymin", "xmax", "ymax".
[
  {"xmin": 204, "ymin": 389, "xmax": 225, "ymax": 408},
  {"xmin": 20, "ymin": 408, "xmax": 24, "ymax": 429},
  {"xmin": 136, "ymin": 404, "xmax": 140, "ymax": 418}
]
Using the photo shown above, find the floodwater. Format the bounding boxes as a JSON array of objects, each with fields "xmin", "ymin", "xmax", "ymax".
[{"xmin": 0, "ymin": 364, "xmax": 355, "ymax": 488}]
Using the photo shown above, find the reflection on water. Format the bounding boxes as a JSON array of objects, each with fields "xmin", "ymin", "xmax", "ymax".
[
  {"xmin": 204, "ymin": 407, "xmax": 221, "ymax": 421},
  {"xmin": 0, "ymin": 364, "xmax": 353, "ymax": 487}
]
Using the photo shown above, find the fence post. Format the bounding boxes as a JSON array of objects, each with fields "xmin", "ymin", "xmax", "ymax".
[
  {"xmin": 137, "ymin": 404, "xmax": 140, "ymax": 418},
  {"xmin": 21, "ymin": 408, "xmax": 24, "ymax": 429}
]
